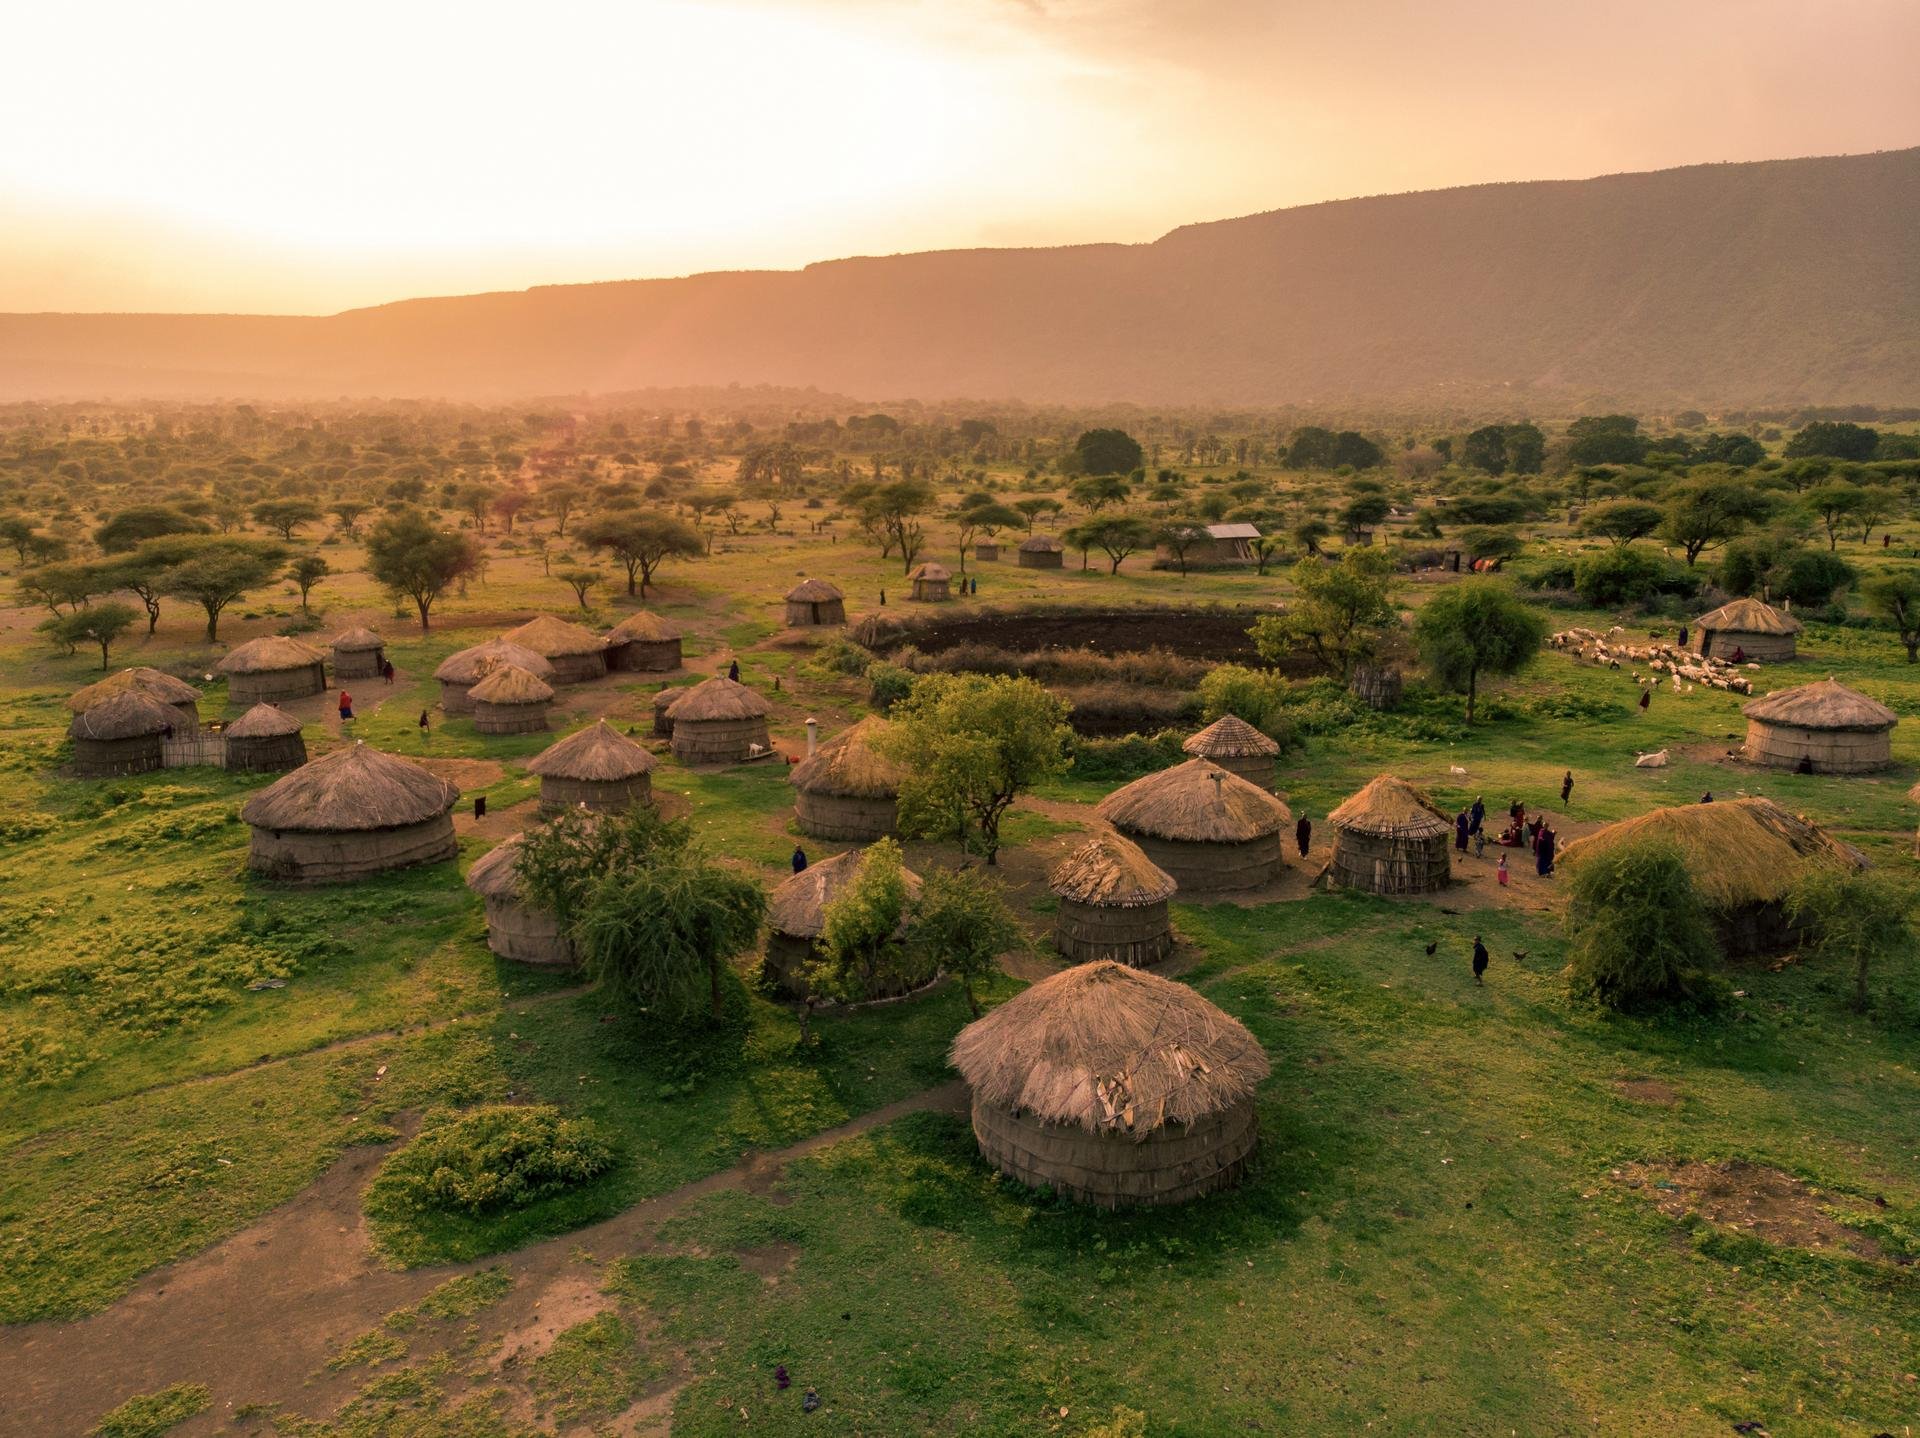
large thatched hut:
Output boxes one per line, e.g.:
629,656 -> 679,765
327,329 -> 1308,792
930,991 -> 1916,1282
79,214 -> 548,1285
1096,758 -> 1290,893
950,961 -> 1269,1208
603,611 -> 683,673
908,561 -> 951,601
1182,715 -> 1281,792
466,834 -> 573,967
218,636 -> 327,704
434,640 -> 555,714
669,676 -> 772,764
1690,597 -> 1802,663
223,703 -> 307,773
1017,535 -> 1064,569
1326,775 -> 1452,894
1558,797 -> 1867,957
68,691 -> 176,777
526,719 -> 657,814
69,667 -> 202,732
762,847 -> 925,999
330,627 -> 386,680
1049,832 -> 1177,967
1742,678 -> 1897,774
790,716 -> 904,841
501,614 -> 608,683
467,664 -> 554,735
784,578 -> 846,627
241,742 -> 460,884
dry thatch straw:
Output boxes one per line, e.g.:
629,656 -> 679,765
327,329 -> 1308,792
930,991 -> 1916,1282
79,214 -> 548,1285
225,703 -> 303,738
762,847 -> 924,998
604,610 -> 684,672
434,639 -> 555,712
69,691 -> 177,741
1096,758 -> 1290,893
218,637 -> 328,703
466,834 -> 574,966
1691,597 -> 1802,662
1050,832 -> 1177,967
242,743 -> 461,883
1326,775 -> 1452,895
785,577 -> 847,627
1742,677 -> 1898,774
331,626 -> 384,652
1183,715 -> 1280,791
223,702 -> 307,773
68,666 -> 200,714
671,675 -> 770,722
909,561 -> 951,600
329,626 -> 386,679
468,663 -> 556,734
526,719 -> 657,814
670,676 -> 772,763
502,614 -> 609,682
790,716 -> 903,841
1017,534 -> 1064,568
1744,677 -> 1896,729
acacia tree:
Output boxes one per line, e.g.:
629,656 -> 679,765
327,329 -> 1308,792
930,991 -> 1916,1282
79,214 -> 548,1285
48,600 -> 138,669
908,866 -> 1022,1017
856,480 -> 935,574
1785,868 -> 1912,1012
330,500 -> 370,537
1577,500 -> 1664,546
1864,572 -> 1920,662
1802,484 -> 1866,552
580,511 -> 705,596
1014,498 -> 1062,532
1412,578 -> 1545,722
1155,519 -> 1208,577
152,537 -> 286,641
1063,514 -> 1153,574
800,839 -> 920,1039
365,508 -> 479,632
94,504 -> 206,553
542,482 -> 584,536
952,502 -> 1022,576
1659,477 -> 1770,565
1250,548 -> 1398,680
556,567 -> 602,609
287,554 -> 331,613
250,499 -> 322,540
490,487 -> 532,535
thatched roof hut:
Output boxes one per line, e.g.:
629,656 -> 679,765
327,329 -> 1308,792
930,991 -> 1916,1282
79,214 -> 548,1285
790,716 -> 904,841
330,626 -> 386,680
908,561 -> 951,601
526,719 -> 657,814
466,834 -> 573,967
434,640 -> 555,714
1182,715 -> 1281,791
241,742 -> 460,884
501,614 -> 609,683
1095,758 -> 1291,893
68,691 -> 176,777
69,667 -> 201,733
1017,535 -> 1064,569
1691,597 -> 1802,663
652,684 -> 684,737
784,578 -> 846,628
762,847 -> 925,999
604,610 -> 684,673
975,540 -> 1001,562
669,676 -> 771,764
950,961 -> 1269,1208
1742,678 -> 1897,774
223,703 -> 307,773
1049,832 -> 1177,968
467,663 -> 555,735
1558,796 -> 1867,957
217,636 -> 327,704
1326,775 -> 1452,894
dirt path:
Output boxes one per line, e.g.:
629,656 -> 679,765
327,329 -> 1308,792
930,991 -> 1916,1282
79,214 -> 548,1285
3,1082 -> 968,1438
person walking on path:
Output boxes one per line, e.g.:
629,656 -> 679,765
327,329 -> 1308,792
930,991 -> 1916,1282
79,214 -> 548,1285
1295,813 -> 1312,858
1560,770 -> 1574,808
728,659 -> 741,683
338,689 -> 354,723
1536,824 -> 1556,877
1639,687 -> 1651,711
791,844 -> 808,874
1496,854 -> 1509,887
1472,936 -> 1489,985
381,657 -> 395,685
1455,810 -> 1470,854
1469,796 -> 1485,835
1676,624 -> 1689,649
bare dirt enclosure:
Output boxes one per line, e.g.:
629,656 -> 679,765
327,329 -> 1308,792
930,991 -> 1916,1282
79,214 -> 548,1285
1614,1160 -> 1892,1262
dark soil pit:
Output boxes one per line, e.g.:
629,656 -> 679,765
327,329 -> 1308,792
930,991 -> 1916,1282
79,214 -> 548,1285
854,604 -> 1285,667
1614,1159 -> 1888,1261
1615,1078 -> 1681,1106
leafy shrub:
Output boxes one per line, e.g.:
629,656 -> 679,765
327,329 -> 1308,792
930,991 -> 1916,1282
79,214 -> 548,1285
864,660 -> 915,712
1565,838 -> 1723,1013
1784,868 -> 1913,1011
809,633 -> 873,676
1069,730 -> 1186,781
369,1105 -> 617,1217
1196,664 -> 1291,739
1573,546 -> 1686,606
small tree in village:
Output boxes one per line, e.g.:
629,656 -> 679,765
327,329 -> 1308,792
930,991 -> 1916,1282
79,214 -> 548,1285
1566,837 -> 1721,1014
1250,547 -> 1398,681
1412,578 -> 1545,722
366,508 -> 480,631
580,511 -> 705,596
1785,867 -> 1912,1013
556,567 -> 602,609
908,866 -> 1022,1017
45,600 -> 138,669
799,839 -> 922,1040
286,553 -> 331,613
152,536 -> 287,641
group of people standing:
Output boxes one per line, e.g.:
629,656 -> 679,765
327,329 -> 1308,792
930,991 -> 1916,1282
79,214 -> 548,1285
1454,772 -> 1568,881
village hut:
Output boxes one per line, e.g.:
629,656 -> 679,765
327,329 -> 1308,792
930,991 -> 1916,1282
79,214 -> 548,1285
975,540 -> 1001,562
1095,758 -> 1290,893
790,716 -> 904,841
1741,678 -> 1897,774
526,719 -> 657,814
1017,535 -> 1064,569
762,847 -> 925,999
330,627 -> 386,680
217,636 -> 328,704
669,676 -> 772,764
67,691 -> 175,777
652,685 -> 683,737
241,742 -> 460,884
222,703 -> 307,773
1326,775 -> 1452,894
950,961 -> 1269,1208
434,640 -> 555,714
501,614 -> 609,683
1182,715 -> 1281,792
468,664 -> 555,735
1690,597 -> 1802,663
783,578 -> 846,628
603,611 -> 684,672
1154,522 -> 1260,567
1558,797 -> 1867,957
908,561 -> 952,601
466,834 -> 574,967
1049,832 -> 1177,967
68,667 -> 201,732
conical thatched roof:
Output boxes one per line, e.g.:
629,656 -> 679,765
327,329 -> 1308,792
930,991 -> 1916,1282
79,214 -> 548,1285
1694,597 -> 1803,635
465,833 -> 528,901
1183,714 -> 1280,760
217,636 -> 327,675
950,961 -> 1269,1135
671,675 -> 769,722
789,717 -> 904,798
1019,535 -> 1063,552
225,703 -> 304,738
331,626 -> 384,652
68,666 -> 201,714
502,614 -> 607,657
1049,832 -> 1177,907
1328,775 -> 1451,839
434,639 -> 555,684
1558,796 -> 1866,909
467,663 -> 555,705
768,848 -> 923,939
1096,759 -> 1291,842
1743,678 -> 1897,731
909,561 -> 951,581
241,743 -> 460,832
69,690 -> 178,740
786,578 -> 844,602
527,719 -> 658,780
605,610 -> 683,642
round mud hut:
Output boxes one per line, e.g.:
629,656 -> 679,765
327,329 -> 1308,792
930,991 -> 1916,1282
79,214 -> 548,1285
1690,597 -> 1802,663
652,685 -> 684,738
526,718 -> 657,814
950,961 -> 1269,1208
669,676 -> 772,764
1326,775 -> 1452,894
908,561 -> 952,601
241,742 -> 460,884
1558,797 -> 1866,958
975,540 -> 1001,562
1182,715 -> 1281,792
466,834 -> 574,967
603,611 -> 683,673
218,636 -> 328,705
784,578 -> 846,628
1049,831 -> 1177,968
467,663 -> 555,735
1096,758 -> 1291,894
330,627 -> 386,681
69,667 -> 202,732
68,691 -> 176,777
223,703 -> 307,773
790,716 -> 904,841
434,640 -> 555,714
1017,535 -> 1064,569
501,615 -> 608,684
1742,678 -> 1897,774
763,847 -> 924,999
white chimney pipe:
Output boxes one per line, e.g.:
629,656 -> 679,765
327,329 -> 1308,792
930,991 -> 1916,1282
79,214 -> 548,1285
805,717 -> 818,756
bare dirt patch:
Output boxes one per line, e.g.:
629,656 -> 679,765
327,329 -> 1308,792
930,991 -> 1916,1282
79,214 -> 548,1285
734,1241 -> 800,1283
416,757 -> 506,790
455,795 -> 538,842
1615,1078 -> 1682,1106
491,1271 -> 613,1367
1615,1160 -> 1886,1261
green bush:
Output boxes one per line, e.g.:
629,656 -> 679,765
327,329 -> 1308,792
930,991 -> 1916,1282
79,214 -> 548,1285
1565,838 -> 1723,1013
1573,546 -> 1696,606
1069,730 -> 1186,781
369,1106 -> 617,1218
810,633 -> 873,676
1196,664 -> 1292,741
864,660 -> 915,712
